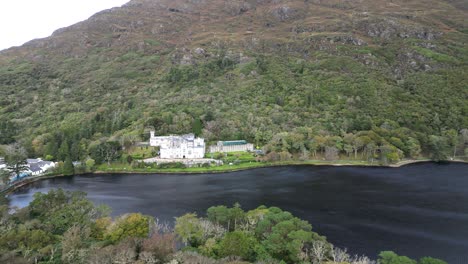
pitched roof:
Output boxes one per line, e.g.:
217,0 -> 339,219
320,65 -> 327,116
222,140 -> 248,146
29,163 -> 43,173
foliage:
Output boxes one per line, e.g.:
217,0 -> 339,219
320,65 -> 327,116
62,156 -> 75,176
29,189 -> 108,234
4,143 -> 28,176
418,257 -> 448,264
378,251 -> 447,264
89,141 -> 122,165
104,213 -> 153,243
0,189 -> 450,263
379,251 -> 417,264
217,231 -> 257,261
175,213 -> 204,246
0,169 -> 11,185
141,232 -> 177,262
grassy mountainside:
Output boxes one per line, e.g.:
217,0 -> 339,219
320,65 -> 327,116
0,0 -> 467,163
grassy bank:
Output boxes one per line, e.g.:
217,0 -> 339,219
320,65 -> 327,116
94,158 -> 438,175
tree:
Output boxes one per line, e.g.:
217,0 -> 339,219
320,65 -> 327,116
85,159 -> 96,171
141,232 -> 176,262
5,143 -> 28,177
105,213 -> 153,243
192,118 -> 203,136
61,225 -> 91,264
207,205 -> 229,227
352,136 -> 365,159
0,119 -> 17,144
428,135 -> 449,161
325,146 -> 339,161
307,139 -> 318,158
378,251 -> 417,264
343,144 -> 353,157
89,141 -> 122,165
330,246 -> 350,263
63,156 -> 75,176
310,240 -> 327,264
174,213 -> 204,246
444,129 -> 458,159
70,141 -> 84,162
44,139 -> 58,160
406,137 -> 421,158
29,189 -> 107,234
255,207 -> 327,263
460,128 -> 468,146
230,202 -> 245,231
218,231 -> 257,261
418,257 -> 448,264
0,169 -> 11,185
58,140 -> 70,162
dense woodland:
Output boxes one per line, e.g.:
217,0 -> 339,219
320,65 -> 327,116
1,53 -> 467,166
0,189 -> 449,264
0,0 -> 467,165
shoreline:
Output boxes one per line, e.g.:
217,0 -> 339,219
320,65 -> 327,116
2,159 -> 467,196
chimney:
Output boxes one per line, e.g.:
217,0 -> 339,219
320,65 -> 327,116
150,131 -> 155,138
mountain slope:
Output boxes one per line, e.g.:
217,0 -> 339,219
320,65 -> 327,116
0,0 -> 467,161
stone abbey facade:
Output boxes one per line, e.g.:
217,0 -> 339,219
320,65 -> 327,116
149,131 -> 205,159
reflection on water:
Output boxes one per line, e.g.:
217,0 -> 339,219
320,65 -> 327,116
8,162 -> 468,264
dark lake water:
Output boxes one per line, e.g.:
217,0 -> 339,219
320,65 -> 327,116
8,162 -> 468,264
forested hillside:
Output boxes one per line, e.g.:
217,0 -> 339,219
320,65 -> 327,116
0,0 -> 467,163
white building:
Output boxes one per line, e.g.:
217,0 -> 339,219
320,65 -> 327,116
209,140 -> 254,153
0,157 -> 5,170
26,159 -> 56,176
149,131 -> 205,159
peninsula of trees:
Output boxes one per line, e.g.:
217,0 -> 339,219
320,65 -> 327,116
0,189 -> 449,264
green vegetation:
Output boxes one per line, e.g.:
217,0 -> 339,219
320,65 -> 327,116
0,1 -> 466,167
3,143 -> 28,177
0,189 -> 448,263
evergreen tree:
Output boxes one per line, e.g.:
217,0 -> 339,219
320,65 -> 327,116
58,140 -> 70,162
63,157 -> 75,176
192,118 -> 203,136
44,140 -> 59,161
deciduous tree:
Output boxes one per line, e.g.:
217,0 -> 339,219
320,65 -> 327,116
5,143 -> 28,177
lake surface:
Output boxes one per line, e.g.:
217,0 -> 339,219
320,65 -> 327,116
8,162 -> 468,263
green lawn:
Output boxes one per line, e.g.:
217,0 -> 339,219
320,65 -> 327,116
95,158 -> 393,174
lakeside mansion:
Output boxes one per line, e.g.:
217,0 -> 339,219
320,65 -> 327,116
149,131 -> 255,161
149,131 -> 205,159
